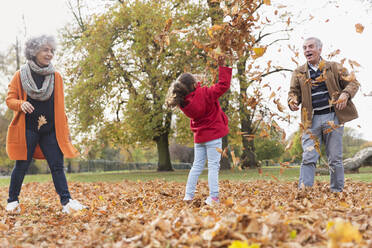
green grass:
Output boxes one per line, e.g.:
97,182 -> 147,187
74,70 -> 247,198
1,166 -> 372,187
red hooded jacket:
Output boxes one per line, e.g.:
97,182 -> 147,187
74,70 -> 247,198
180,66 -> 232,143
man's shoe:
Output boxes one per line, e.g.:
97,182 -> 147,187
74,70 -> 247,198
62,199 -> 88,214
6,201 -> 20,213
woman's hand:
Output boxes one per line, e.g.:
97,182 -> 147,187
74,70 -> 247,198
217,55 -> 226,67
21,101 -> 34,114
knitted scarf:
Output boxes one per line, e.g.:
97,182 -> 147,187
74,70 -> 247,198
20,60 -> 55,101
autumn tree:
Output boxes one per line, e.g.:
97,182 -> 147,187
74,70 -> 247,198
0,40 -> 25,171
194,0 -> 293,168
61,0 -> 207,171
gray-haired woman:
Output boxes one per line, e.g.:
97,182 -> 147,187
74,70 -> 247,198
5,35 -> 87,213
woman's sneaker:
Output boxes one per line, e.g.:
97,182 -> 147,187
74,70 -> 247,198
205,196 -> 219,206
6,201 -> 20,213
62,199 -> 88,214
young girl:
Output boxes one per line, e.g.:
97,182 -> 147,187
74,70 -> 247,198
166,56 -> 232,205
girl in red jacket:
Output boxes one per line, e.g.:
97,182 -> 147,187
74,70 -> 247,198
166,56 -> 232,205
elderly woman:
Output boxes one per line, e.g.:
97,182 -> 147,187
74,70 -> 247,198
5,35 -> 87,213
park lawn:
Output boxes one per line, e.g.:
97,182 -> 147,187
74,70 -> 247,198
1,166 -> 372,187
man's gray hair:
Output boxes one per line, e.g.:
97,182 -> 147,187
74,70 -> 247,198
24,35 -> 57,60
304,37 -> 323,49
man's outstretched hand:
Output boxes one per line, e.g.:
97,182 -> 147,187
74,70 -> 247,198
289,99 -> 299,111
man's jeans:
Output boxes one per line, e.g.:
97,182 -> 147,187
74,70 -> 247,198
299,112 -> 344,192
8,129 -> 71,205
185,138 -> 222,199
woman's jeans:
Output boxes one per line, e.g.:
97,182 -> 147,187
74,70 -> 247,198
8,129 -> 71,205
299,112 -> 344,192
185,138 -> 222,199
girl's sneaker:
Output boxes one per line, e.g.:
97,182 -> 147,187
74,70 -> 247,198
62,199 -> 88,214
6,201 -> 20,213
205,196 -> 219,206
183,195 -> 194,201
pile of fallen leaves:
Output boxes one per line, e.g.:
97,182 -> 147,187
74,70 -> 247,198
0,179 -> 371,247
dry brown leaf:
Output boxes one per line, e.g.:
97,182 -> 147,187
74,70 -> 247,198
216,147 -> 228,158
37,115 -> 47,130
355,23 -> 364,33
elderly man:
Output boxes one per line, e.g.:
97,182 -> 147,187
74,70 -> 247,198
288,37 -> 359,192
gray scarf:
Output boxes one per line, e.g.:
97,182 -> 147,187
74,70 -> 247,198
20,60 -> 55,101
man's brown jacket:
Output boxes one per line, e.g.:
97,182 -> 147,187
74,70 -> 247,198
288,60 -> 359,126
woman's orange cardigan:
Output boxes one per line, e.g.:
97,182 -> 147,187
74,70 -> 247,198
5,71 -> 80,160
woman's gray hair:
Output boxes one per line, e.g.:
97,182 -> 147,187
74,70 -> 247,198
304,37 -> 323,49
24,35 -> 57,60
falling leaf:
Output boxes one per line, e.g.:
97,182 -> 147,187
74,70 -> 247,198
263,0 -> 271,5
348,59 -> 361,69
291,57 -> 298,66
285,139 -> 293,151
273,99 -> 285,112
38,115 -> 47,130
318,60 -> 325,71
208,24 -> 225,38
327,49 -> 341,59
216,147 -> 228,158
355,23 -> 364,33
244,134 -> 255,141
164,18 -> 172,32
252,47 -> 266,59
269,91 -> 276,100
313,71 -> 327,83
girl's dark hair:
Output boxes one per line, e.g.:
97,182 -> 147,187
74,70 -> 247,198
166,73 -> 196,108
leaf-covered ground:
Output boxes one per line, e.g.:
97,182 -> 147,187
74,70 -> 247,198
0,179 -> 371,247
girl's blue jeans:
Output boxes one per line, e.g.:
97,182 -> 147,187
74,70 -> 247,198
185,138 -> 222,199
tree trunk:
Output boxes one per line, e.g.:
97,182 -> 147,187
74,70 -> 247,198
237,58 -> 258,169
316,147 -> 372,174
207,0 -> 231,170
155,132 -> 173,171
220,135 -> 231,170
240,120 -> 257,169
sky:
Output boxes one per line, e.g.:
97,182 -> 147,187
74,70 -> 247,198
0,0 -> 371,140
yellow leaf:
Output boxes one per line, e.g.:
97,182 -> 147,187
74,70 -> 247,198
327,219 -> 362,246
290,230 -> 297,239
229,241 -> 249,248
252,47 -> 266,59
318,60 -> 325,71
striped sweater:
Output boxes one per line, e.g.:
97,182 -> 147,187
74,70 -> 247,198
309,67 -> 333,114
